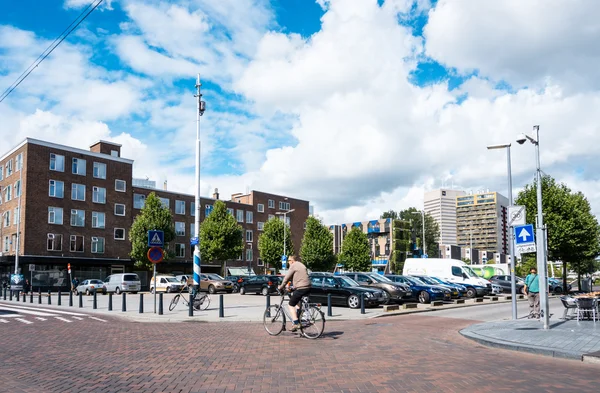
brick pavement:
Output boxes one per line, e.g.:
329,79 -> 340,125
0,314 -> 598,393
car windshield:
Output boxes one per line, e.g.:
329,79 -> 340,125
417,276 -> 438,285
404,276 -> 426,285
208,274 -> 224,280
90,280 -> 104,284
369,274 -> 393,283
462,266 -> 477,278
338,276 -> 359,287
429,277 -> 444,284
165,277 -> 179,283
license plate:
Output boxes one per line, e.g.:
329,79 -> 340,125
225,285 -> 232,288
453,292 -> 458,295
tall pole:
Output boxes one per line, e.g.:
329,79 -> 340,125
193,74 -> 205,293
14,168 -> 23,274
533,125 -> 549,329
283,212 -> 286,262
421,210 -> 426,257
506,146 -> 517,320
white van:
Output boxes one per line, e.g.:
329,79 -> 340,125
403,258 -> 491,298
104,273 -> 141,294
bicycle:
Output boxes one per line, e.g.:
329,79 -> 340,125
169,287 -> 211,312
263,288 -> 325,339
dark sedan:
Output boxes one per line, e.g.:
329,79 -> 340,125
412,275 -> 460,299
386,275 -> 450,304
489,275 -> 526,294
239,275 -> 281,296
309,273 -> 387,308
341,272 -> 411,304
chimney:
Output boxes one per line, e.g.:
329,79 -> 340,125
163,180 -> 167,191
212,188 -> 219,200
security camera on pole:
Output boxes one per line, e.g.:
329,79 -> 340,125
193,74 -> 206,294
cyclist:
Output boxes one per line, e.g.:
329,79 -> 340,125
278,255 -> 311,332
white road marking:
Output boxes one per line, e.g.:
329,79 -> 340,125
71,316 -> 83,320
0,319 -> 9,323
35,317 -> 47,321
0,307 -> 59,317
15,318 -> 32,324
0,303 -> 87,316
88,316 -> 107,322
54,317 -> 72,323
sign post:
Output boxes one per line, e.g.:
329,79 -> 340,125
515,224 -> 536,254
147,230 -> 165,314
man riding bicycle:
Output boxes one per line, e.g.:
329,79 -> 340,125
278,255 -> 311,332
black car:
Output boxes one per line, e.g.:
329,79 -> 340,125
308,272 -> 387,308
341,272 -> 411,304
224,275 -> 247,293
489,275 -> 526,294
239,275 -> 282,296
386,275 -> 450,303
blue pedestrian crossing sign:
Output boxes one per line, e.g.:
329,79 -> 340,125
281,255 -> 288,269
147,230 -> 164,248
515,224 -> 535,244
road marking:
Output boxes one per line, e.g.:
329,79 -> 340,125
54,317 -> 72,323
0,319 -> 9,323
35,317 -> 47,321
0,306 -> 60,317
71,316 -> 83,320
88,316 -> 107,322
15,318 -> 32,324
0,303 -> 87,316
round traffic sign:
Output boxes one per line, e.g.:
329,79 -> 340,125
147,247 -> 164,264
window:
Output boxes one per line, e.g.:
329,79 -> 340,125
6,159 -> 13,177
190,223 -> 196,236
111,150 -> 119,157
92,187 -> 106,204
236,210 -> 244,222
227,208 -> 234,216
190,202 -> 196,216
14,180 -> 21,197
48,207 -> 63,225
257,258 -> 264,266
114,204 -> 126,216
47,234 -> 62,251
115,179 -> 126,192
175,243 -> 186,258
159,197 -> 170,208
4,185 -> 11,202
70,235 -> 84,252
71,184 -> 86,201
49,180 -> 64,198
72,158 -> 86,175
175,222 -> 185,236
11,234 -> 16,251
205,204 -> 214,217
268,199 -> 274,208
134,194 -> 145,209
257,203 -> 264,212
70,209 -> 85,227
49,154 -> 65,172
91,237 -> 105,254
114,228 -> 125,240
13,208 -> 19,225
175,200 -> 185,215
0,165 -> 3,180
257,222 -> 264,231
268,214 -> 275,221
246,211 -> 253,223
246,248 -> 253,261
279,201 -> 291,210
92,212 -> 105,228
93,162 -> 107,179
451,266 -> 463,277
16,153 -> 23,171
2,211 -> 9,227
246,230 -> 253,242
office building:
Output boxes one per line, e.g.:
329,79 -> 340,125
424,189 -> 466,246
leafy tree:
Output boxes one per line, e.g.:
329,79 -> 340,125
515,175 -> 600,291
300,216 -> 336,272
199,200 -> 244,272
390,219 -> 411,273
338,226 -> 371,272
258,217 -> 294,271
381,210 -> 398,220
129,192 -> 176,270
382,208 -> 440,258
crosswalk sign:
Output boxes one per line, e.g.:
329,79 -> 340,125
147,230 -> 165,247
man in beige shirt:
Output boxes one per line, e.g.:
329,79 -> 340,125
278,255 -> 311,331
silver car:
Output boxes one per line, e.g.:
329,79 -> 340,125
75,279 -> 106,296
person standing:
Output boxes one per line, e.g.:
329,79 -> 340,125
23,279 -> 30,295
71,277 -> 79,293
524,267 -> 540,319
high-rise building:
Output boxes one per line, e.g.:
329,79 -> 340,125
424,189 -> 466,246
456,191 -> 509,254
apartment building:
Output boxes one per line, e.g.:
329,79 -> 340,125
456,191 -> 509,254
424,189 -> 466,246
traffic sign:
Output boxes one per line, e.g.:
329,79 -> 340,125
190,237 -> 199,246
508,205 -> 526,227
516,243 -> 537,254
515,224 -> 535,245
147,247 -> 164,264
147,230 -> 164,247
281,255 -> 288,269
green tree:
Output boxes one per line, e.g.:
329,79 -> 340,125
390,219 -> 411,273
338,226 -> 371,272
258,217 -> 294,271
129,192 -> 176,270
515,175 -> 600,291
300,216 -> 336,272
199,200 -> 244,273
382,208 -> 440,258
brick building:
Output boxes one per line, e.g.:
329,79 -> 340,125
0,138 -> 310,289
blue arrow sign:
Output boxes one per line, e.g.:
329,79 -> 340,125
281,255 -> 288,269
190,237 -> 199,246
514,224 -> 535,245
147,230 -> 164,248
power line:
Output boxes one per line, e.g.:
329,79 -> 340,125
0,0 -> 104,103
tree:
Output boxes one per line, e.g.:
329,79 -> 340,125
129,192 -> 176,270
515,175 -> 600,291
300,216 -> 336,272
258,217 -> 294,271
199,200 -> 244,273
381,208 -> 440,258
338,226 -> 371,272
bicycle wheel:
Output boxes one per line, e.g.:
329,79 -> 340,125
169,294 -> 180,311
193,294 -> 210,311
301,306 -> 325,339
263,306 -> 285,336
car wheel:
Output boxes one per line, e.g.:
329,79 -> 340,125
150,287 -> 155,294
347,294 -> 360,309
261,287 -> 269,296
208,285 -> 216,294
115,287 -> 121,295
418,291 -> 430,304
554,286 -> 563,295
240,287 -> 246,295
85,289 -> 91,296
466,287 -> 477,298
232,284 -> 239,293
382,292 -> 391,305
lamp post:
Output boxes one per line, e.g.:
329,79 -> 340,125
193,74 -> 206,293
275,208 -> 295,270
517,125 -> 549,329
487,143 -> 517,320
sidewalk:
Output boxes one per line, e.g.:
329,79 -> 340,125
460,318 -> 600,363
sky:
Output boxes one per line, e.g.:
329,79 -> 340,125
1,0 -> 600,224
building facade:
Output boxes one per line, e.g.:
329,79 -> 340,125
424,188 -> 466,246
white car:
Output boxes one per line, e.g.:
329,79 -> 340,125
150,275 -> 183,293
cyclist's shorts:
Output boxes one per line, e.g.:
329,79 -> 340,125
289,287 -> 311,307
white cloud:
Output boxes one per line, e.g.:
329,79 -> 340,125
64,0 -> 113,10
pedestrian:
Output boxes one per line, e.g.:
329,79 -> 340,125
524,267 -> 540,319
23,279 -> 30,295
72,277 -> 79,293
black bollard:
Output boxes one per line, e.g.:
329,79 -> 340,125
9,290 -> 13,301
79,292 -> 83,308
108,293 -> 112,311
360,293 -> 365,314
139,293 -> 143,313
69,291 -> 73,307
23,291 -> 26,303
327,293 -> 333,317
188,293 -> 193,317
16,291 -> 20,302
3,288 -> 6,300
219,294 -> 224,318
38,289 -> 41,304
48,290 -> 51,305
30,292 -> 33,303
93,291 -> 97,309
122,293 -> 126,312
58,290 -> 62,306
158,293 -> 163,315
266,294 -> 271,309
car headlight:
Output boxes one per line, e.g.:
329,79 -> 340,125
364,292 -> 373,297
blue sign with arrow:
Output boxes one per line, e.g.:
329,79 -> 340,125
515,224 -> 535,245
147,230 -> 165,248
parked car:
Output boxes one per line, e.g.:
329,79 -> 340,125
75,279 -> 106,296
489,275 -> 526,294
341,272 -> 411,304
104,273 -> 141,294
150,275 -> 183,293
548,278 -> 572,294
239,275 -> 281,295
427,276 -> 468,297
309,272 -> 387,308
199,273 -> 234,294
412,275 -> 461,299
386,275 -> 449,303
223,275 -> 248,293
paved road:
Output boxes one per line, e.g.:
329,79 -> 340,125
426,297 -> 564,321
0,305 -> 598,393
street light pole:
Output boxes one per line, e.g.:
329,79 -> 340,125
193,74 -> 206,293
275,209 -> 295,271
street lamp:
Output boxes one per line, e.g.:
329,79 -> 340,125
487,142 -> 517,320
275,208 -> 295,270
411,211 -> 426,257
193,74 -> 206,294
516,125 -> 549,329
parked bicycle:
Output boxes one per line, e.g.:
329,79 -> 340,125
169,287 -> 210,312
263,288 -> 325,339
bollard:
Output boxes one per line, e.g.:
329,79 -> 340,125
360,293 -> 365,314
327,293 -> 333,317
108,293 -> 113,311
266,294 -> 271,317
189,294 -> 193,317
16,291 -> 20,302
219,294 -> 224,318
30,292 -> 33,303
23,291 -> 27,303
158,293 -> 163,315
58,290 -> 62,306
93,291 -> 97,309
139,293 -> 144,313
48,290 -> 52,305
69,291 -> 73,307
3,288 -> 6,300
38,289 -> 41,304
122,293 -> 126,312
79,292 -> 83,308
